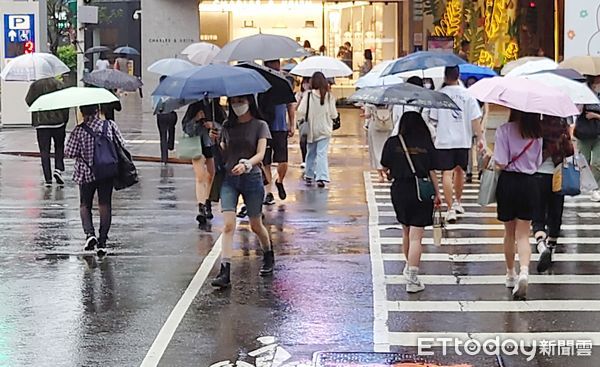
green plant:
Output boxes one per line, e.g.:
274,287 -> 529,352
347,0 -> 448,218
57,45 -> 77,70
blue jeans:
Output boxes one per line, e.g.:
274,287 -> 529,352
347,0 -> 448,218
220,170 -> 265,217
305,138 -> 330,182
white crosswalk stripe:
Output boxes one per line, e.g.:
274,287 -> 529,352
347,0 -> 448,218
364,171 -> 600,354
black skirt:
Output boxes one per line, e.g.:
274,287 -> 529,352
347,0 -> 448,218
496,171 -> 540,222
391,179 -> 434,228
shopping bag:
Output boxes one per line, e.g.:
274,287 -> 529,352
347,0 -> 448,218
432,209 -> 445,247
577,153 -> 599,193
478,159 -> 499,206
554,156 -> 581,196
177,133 -> 204,160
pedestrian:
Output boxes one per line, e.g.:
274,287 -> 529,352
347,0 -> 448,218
381,111 -> 441,293
25,77 -> 70,187
297,72 -> 339,188
296,77 -> 312,169
458,40 -> 470,62
182,100 -> 225,224
303,40 -> 316,56
359,49 -> 373,77
343,42 -> 353,70
533,116 -> 574,272
363,103 -> 393,182
494,110 -> 543,300
260,59 -> 296,205
100,89 -> 122,121
574,75 -> 600,202
210,95 -> 274,288
95,53 -> 110,71
64,104 -> 126,255
155,78 -> 178,164
430,66 -> 484,223
318,45 -> 327,56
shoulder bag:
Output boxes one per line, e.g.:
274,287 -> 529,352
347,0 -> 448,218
372,108 -> 394,132
111,126 -> 138,191
398,135 -> 436,202
574,106 -> 600,140
329,93 -> 341,131
552,156 -> 581,196
298,92 -> 311,137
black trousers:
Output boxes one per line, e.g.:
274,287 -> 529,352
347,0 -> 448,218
36,126 -> 66,182
79,179 -> 114,243
157,120 -> 176,163
532,173 -> 565,239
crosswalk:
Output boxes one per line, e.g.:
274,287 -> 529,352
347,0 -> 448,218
364,172 -> 600,358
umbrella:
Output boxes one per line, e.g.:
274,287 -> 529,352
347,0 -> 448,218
559,56 -> 600,76
152,96 -> 197,115
152,64 -> 270,99
348,84 -> 460,110
467,77 -> 579,117
28,87 -> 119,112
459,64 -> 497,80
85,46 -> 111,54
213,33 -> 307,63
521,73 -> 600,105
236,62 -> 295,105
355,60 -> 404,88
533,68 -> 585,81
147,58 -> 196,76
182,42 -> 221,65
114,46 -> 140,56
83,69 -> 143,91
290,56 -> 353,78
505,59 -> 558,77
0,53 -> 70,81
501,56 -> 551,75
381,51 -> 467,76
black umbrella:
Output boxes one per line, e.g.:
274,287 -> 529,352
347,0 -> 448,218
348,84 -> 460,110
83,69 -> 142,92
236,62 -> 295,105
85,46 -> 112,54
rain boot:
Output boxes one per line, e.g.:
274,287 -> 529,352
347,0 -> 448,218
196,203 -> 207,225
259,250 -> 275,276
211,263 -> 231,288
205,199 -> 214,220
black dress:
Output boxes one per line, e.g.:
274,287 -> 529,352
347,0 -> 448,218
381,134 -> 437,227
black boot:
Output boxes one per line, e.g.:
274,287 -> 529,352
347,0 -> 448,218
205,199 -> 213,220
196,203 -> 207,225
211,263 -> 231,288
259,250 -> 275,276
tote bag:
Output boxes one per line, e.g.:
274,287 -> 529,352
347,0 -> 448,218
553,156 -> 581,196
478,159 -> 499,206
577,153 -> 600,193
178,133 -> 204,160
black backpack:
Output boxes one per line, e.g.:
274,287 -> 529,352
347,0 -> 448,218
82,121 -> 119,181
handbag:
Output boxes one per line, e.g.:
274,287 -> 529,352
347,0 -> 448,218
553,156 -> 581,196
208,146 -> 226,202
577,153 -> 600,193
298,92 -> 310,137
112,127 -> 138,191
372,108 -> 394,132
332,116 -> 341,131
398,135 -> 436,202
574,108 -> 600,140
177,133 -> 204,160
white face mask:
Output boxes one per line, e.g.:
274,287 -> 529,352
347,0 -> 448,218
231,103 -> 249,117
423,83 -> 432,89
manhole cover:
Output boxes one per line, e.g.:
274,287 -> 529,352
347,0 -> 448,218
313,352 -> 501,367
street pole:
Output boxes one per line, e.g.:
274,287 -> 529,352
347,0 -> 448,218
76,0 -> 84,86
554,0 -> 559,62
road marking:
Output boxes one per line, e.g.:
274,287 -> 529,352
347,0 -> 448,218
376,202 -> 600,209
386,300 -> 600,312
140,235 -> 222,367
364,172 -> 390,352
381,253 -> 600,262
379,236 -> 600,245
387,332 -> 600,346
379,223 -> 600,231
385,274 -> 600,285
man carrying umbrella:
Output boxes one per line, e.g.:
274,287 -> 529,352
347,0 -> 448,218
261,59 -> 296,205
430,66 -> 485,223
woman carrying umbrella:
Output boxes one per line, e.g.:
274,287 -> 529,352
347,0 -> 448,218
210,95 -> 274,288
574,76 -> 600,202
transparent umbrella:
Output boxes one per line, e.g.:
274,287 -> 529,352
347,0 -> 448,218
0,53 -> 70,81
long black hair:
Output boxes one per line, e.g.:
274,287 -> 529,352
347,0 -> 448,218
510,109 -> 542,139
226,94 -> 263,126
399,111 -> 432,141
183,98 -> 226,124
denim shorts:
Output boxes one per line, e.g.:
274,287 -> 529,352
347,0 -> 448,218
220,170 -> 265,217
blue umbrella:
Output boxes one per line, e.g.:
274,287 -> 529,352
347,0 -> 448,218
459,64 -> 497,80
152,64 -> 271,99
381,51 -> 467,76
114,46 -> 140,56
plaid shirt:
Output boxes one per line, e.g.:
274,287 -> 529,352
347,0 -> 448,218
65,117 -> 126,185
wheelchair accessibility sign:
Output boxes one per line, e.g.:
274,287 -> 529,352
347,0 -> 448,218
4,14 -> 36,58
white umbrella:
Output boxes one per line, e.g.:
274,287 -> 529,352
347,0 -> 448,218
505,59 -> 558,77
0,53 -> 70,81
213,34 -> 306,63
522,73 -> 600,105
28,87 -> 119,112
147,58 -> 196,76
355,60 -> 404,88
290,56 -> 353,78
183,43 -> 221,65
501,56 -> 549,75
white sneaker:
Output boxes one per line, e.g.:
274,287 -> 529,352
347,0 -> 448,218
446,208 -> 457,223
591,190 -> 600,202
452,202 -> 465,214
406,267 -> 425,293
512,273 -> 529,300
505,273 -> 517,288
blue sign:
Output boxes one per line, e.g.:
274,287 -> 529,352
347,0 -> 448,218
4,14 -> 36,58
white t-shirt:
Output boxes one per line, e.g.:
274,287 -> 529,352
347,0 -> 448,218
430,85 -> 482,149
96,59 -> 110,71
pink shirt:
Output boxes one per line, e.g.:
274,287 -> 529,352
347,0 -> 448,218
494,122 -> 543,175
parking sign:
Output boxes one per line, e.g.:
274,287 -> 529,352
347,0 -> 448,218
3,14 -> 35,58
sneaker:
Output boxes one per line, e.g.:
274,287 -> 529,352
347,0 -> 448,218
512,273 -> 528,300
44,181 -> 53,188
406,267 -> 425,293
452,202 -> 465,214
196,203 -> 207,225
53,170 -> 65,185
505,272 -> 517,288
591,190 -> 600,202
537,238 -> 553,273
446,208 -> 457,223
263,193 -> 276,205
84,235 -> 98,251
97,240 -> 107,257
275,181 -> 287,200
205,200 -> 214,220
237,205 -> 248,218
259,250 -> 275,276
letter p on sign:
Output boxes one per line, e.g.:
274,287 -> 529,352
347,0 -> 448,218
8,15 -> 30,30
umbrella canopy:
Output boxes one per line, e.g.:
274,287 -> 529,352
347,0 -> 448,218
501,56 -> 551,75
381,51 -> 467,76
348,84 -> 460,110
290,56 -> 353,78
83,69 -> 143,92
236,62 -> 295,105
28,87 -> 119,112
213,33 -> 306,63
355,60 -> 404,88
182,42 -> 221,65
533,68 -> 586,81
0,53 -> 70,81
522,73 -> 600,105
459,64 -> 497,80
114,46 -> 140,56
559,56 -> 600,76
152,64 -> 270,99
505,59 -> 558,77
467,77 -> 579,117
85,46 -> 111,54
147,58 -> 196,76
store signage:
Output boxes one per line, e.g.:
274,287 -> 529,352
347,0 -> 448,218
3,14 -> 36,59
